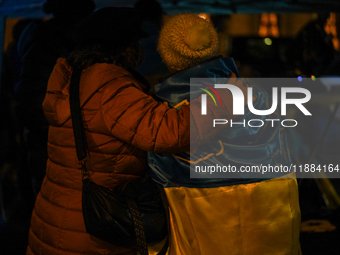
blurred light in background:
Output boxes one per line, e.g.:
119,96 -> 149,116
264,37 -> 272,45
198,13 -> 211,21
258,13 -> 279,37
324,13 -> 339,51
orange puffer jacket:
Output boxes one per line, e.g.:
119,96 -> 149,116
27,58 -> 234,255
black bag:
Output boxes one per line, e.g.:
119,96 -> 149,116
69,66 -> 169,255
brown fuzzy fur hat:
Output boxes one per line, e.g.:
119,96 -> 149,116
158,13 -> 219,71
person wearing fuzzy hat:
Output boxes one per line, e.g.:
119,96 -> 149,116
148,13 -> 301,255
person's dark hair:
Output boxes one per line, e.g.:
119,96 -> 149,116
70,7 -> 147,70
43,0 -> 95,21
134,0 -> 164,27
69,41 -> 144,70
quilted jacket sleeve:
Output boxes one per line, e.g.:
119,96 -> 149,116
100,77 -> 237,154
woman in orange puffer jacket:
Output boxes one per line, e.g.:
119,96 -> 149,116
26,7 -> 240,255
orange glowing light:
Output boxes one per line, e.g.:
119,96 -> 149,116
198,13 -> 211,21
325,13 -> 339,51
258,13 -> 279,38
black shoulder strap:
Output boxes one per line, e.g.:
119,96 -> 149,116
69,66 -> 87,162
68,66 -> 170,255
